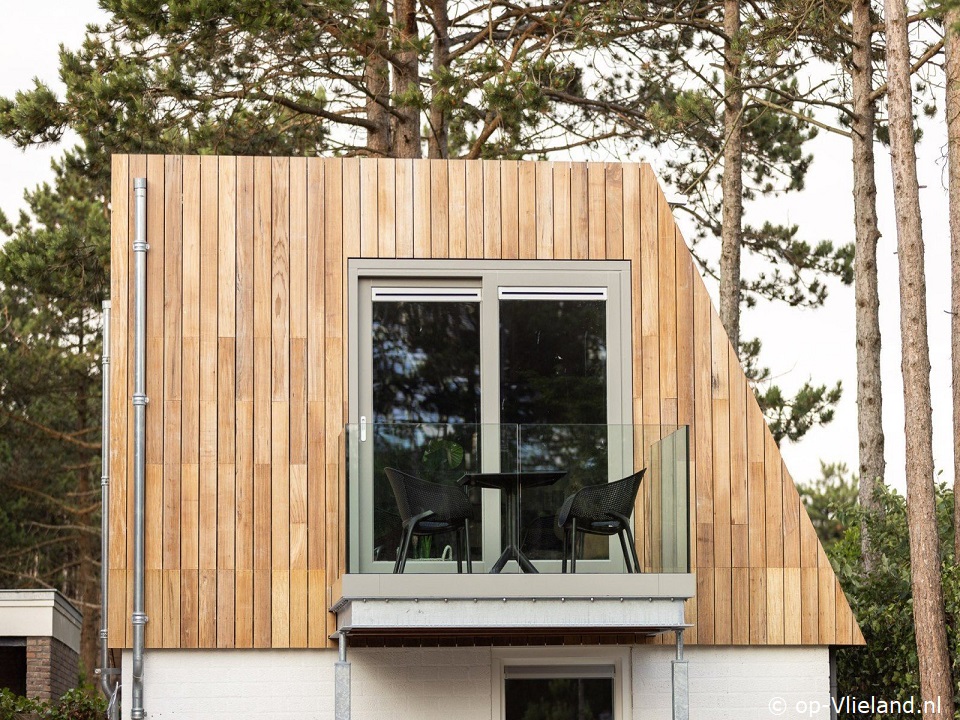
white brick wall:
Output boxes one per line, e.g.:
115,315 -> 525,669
121,644 -> 829,720
632,646 -> 832,720
121,647 -> 492,720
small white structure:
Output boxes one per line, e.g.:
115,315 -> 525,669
0,589 -> 82,700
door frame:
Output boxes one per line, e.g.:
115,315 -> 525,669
348,259 -> 634,573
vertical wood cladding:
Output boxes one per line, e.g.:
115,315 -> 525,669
109,156 -> 864,649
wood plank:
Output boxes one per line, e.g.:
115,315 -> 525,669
818,568 -> 837,644
587,163 -> 605,259
711,313 -> 731,572
500,161 -> 519,259
639,165 -> 660,428
252,156 -> 272,648
290,158 -> 308,342
395,159 -> 414,258
377,158 -> 397,258
180,463 -> 200,648
835,581 -> 853,644
306,159 -> 327,640
290,463 -> 308,647
570,163 -> 589,259
732,567 -> 750,644
198,155 -> 219,648
360,158 -> 378,257
692,277 -> 714,545
144,155 -> 165,648
623,164 -> 643,432
749,567 -> 767,644
448,159 -> 466,258
783,567 -> 802,644
216,157 -> 237,649
161,155 -> 183,644
465,160 -> 483,258
108,154 -> 128,648
431,159 -> 450,258
272,157 -> 291,648
482,161 -> 500,259
413,160 -> 431,258
518,161 -> 536,259
535,162 -> 553,259
324,158 -> 346,646
714,568 -> 732,645
180,155 -> 201,649
747,398 -> 766,569
234,156 -> 255,648
764,429 -> 784,567
799,489 -> 820,568
657,195 -> 677,423
801,567 -> 819,644
695,571 -> 714,644
782,461 -> 801,567
605,163 -> 623,259
553,162 -> 571,259
766,568 -> 785,644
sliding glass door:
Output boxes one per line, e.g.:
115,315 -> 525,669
353,263 -> 631,572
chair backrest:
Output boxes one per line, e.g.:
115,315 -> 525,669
384,467 -> 473,523
567,468 -> 646,523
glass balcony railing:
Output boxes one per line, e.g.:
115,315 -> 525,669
344,423 -> 689,575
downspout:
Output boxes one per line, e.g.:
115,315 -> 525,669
131,178 -> 149,720
98,300 -> 120,720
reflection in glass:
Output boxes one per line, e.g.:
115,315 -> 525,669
505,678 -> 614,720
500,299 -> 608,560
371,301 -> 481,563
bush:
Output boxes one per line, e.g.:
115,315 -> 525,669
811,480 -> 960,719
0,688 -> 105,720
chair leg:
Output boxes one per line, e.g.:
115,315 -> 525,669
618,530 -> 634,573
623,524 -> 641,574
571,519 -> 577,574
464,521 -> 472,574
454,528 -> 463,573
561,530 -> 568,574
395,523 -> 415,574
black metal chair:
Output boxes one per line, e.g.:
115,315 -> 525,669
384,467 -> 473,574
557,469 -> 646,573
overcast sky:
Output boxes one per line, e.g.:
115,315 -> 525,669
0,1 -> 953,493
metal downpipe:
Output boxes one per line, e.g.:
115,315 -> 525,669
98,301 -> 119,719
131,178 -> 149,720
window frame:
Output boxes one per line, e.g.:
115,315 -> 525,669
348,259 -> 634,573
491,646 -> 632,720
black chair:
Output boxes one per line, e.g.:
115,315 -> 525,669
557,469 -> 646,573
384,467 -> 473,574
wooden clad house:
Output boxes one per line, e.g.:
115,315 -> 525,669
107,155 -> 863,720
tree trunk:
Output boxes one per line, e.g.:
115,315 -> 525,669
428,0 -> 451,159
392,0 -> 422,158
849,0 -> 884,572
720,0 -> 743,350
885,0 -> 957,715
946,5 -> 960,564
365,0 -> 392,155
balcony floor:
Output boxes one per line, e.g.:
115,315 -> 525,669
331,573 -> 695,641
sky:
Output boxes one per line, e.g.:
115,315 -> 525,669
0,1 -> 953,493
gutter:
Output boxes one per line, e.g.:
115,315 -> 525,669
98,300 -> 120,719
130,177 -> 149,720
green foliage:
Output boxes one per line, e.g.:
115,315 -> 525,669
742,337 -> 843,444
808,482 -> 960,717
0,688 -> 105,720
797,462 -> 859,552
422,439 -> 465,473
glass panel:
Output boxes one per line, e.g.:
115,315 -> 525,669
371,300 -> 482,563
345,423 -> 690,574
500,299 -> 607,561
504,677 -> 614,720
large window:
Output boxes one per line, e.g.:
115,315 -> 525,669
350,260 -> 632,572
